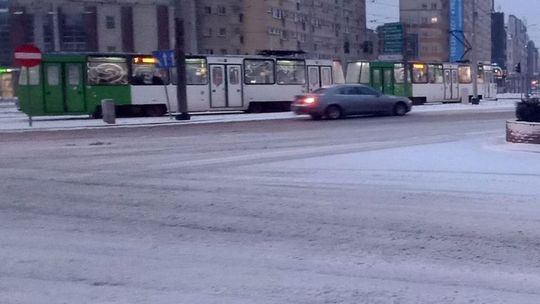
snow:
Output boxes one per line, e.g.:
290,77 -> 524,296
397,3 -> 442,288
2,96 -> 540,303
0,97 -> 518,132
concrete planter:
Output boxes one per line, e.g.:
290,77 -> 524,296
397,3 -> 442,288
506,120 -> 540,144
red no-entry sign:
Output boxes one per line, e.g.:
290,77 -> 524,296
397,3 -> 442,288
14,44 -> 42,67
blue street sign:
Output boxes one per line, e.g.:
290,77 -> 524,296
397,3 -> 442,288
152,50 -> 176,68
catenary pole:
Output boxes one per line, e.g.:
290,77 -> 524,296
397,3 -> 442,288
471,0 -> 479,104
174,0 -> 190,120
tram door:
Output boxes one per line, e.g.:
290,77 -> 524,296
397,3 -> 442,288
371,67 -> 394,94
307,65 -> 333,92
43,63 -> 85,113
443,68 -> 459,100
227,65 -> 242,107
209,64 -> 243,108
383,68 -> 394,94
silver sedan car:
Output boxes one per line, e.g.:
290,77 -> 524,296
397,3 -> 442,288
292,84 -> 413,120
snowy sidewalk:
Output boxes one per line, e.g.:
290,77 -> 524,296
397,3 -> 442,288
0,98 -> 518,132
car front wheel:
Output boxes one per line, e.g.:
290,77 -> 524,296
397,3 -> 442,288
392,102 -> 408,116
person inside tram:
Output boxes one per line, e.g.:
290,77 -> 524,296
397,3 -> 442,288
152,71 -> 165,85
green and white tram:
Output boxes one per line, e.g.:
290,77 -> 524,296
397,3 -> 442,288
345,60 -> 497,104
17,53 -> 344,117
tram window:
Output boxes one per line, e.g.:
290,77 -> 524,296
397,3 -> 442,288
477,65 -> 485,83
321,67 -> 332,86
394,64 -> 405,84
47,66 -> 60,86
346,62 -> 369,83
412,64 -> 428,83
19,66 -> 40,85
67,65 -> 81,86
131,65 -> 169,86
276,60 -> 306,85
229,67 -> 240,85
372,69 -> 381,86
332,61 -> 345,84
187,58 -> 208,85
244,59 -> 275,84
87,57 -> 128,85
359,62 -> 370,83
458,65 -> 472,83
170,58 -> 209,85
308,67 -> 319,88
428,64 -> 443,83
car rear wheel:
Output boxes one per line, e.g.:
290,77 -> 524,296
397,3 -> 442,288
393,102 -> 408,116
325,105 -> 342,120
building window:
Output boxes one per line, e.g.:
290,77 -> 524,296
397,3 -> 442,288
105,16 -> 115,29
205,49 -> 214,54
107,46 -> 116,52
217,6 -> 226,15
431,3 -> 437,9
61,14 -> 87,51
204,6 -> 211,14
203,28 -> 212,37
239,13 -> 243,23
271,8 -> 283,19
220,49 -> 227,54
239,35 -> 244,44
218,28 -> 226,37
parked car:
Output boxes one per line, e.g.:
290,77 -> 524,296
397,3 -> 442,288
292,84 -> 412,120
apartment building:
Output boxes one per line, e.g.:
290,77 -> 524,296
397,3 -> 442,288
400,0 -> 492,63
1,0 -> 367,66
1,0 -> 176,66
195,0 -> 367,62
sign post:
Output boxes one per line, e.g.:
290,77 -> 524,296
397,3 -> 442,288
153,50 -> 176,120
14,44 -> 42,127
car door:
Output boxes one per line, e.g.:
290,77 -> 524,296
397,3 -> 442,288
355,87 -> 382,113
334,86 -> 358,114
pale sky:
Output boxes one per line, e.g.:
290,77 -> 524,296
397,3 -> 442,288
366,0 -> 540,45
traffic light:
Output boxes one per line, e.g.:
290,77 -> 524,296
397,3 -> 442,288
515,62 -> 521,73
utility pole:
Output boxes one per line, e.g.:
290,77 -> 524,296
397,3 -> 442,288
174,0 -> 190,120
403,26 -> 409,97
471,0 -> 479,104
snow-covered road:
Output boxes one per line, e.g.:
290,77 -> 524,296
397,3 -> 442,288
0,98 -> 517,132
1,103 -> 539,303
